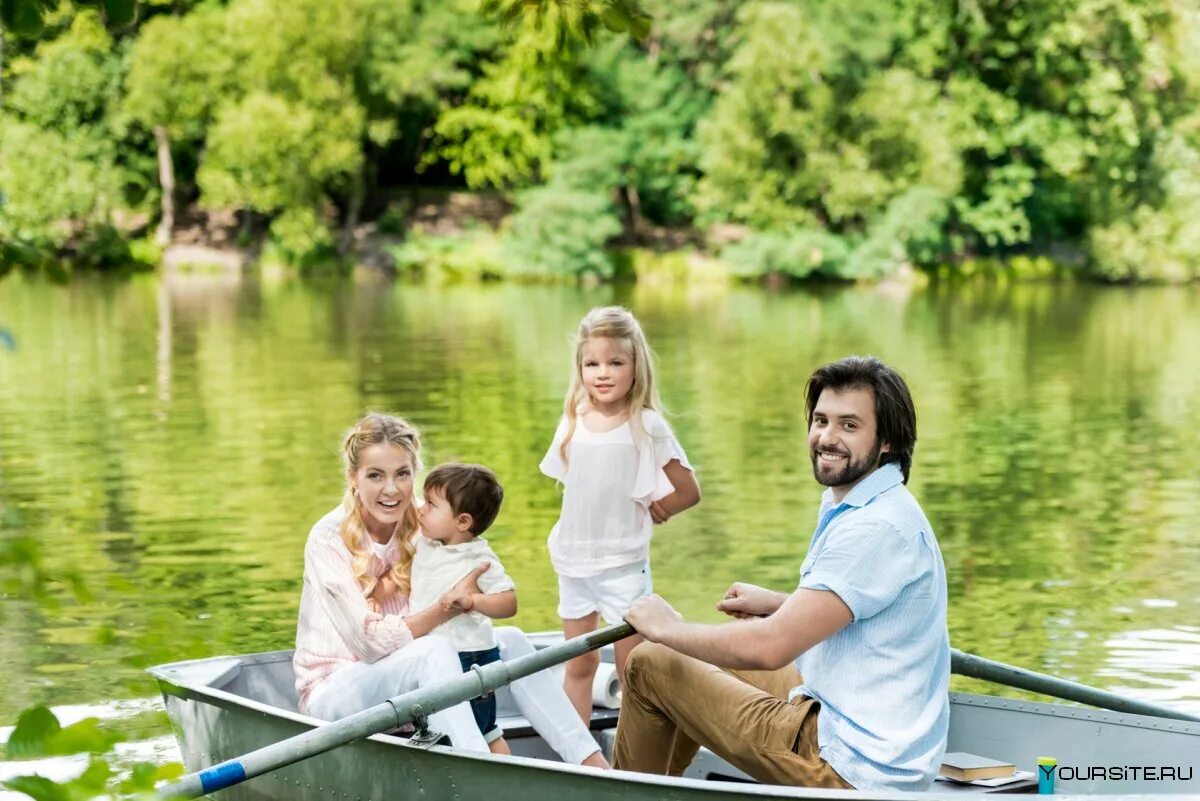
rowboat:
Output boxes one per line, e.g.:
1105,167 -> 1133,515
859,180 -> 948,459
147,633 -> 1200,800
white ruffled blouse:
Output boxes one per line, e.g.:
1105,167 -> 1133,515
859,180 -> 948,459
539,408 -> 693,578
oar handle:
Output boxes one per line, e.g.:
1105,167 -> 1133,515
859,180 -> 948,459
951,648 -> 1200,723
160,622 -> 637,799
584,621 -> 635,650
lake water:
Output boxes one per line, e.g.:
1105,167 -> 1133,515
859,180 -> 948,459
1,272 -> 1198,778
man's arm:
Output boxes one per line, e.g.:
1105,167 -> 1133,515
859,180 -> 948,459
625,587 -> 853,671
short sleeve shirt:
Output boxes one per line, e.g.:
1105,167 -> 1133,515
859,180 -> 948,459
409,535 -> 515,652
792,463 -> 950,791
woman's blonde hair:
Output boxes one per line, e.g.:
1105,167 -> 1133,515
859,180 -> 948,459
338,413 -> 422,599
559,306 -> 662,464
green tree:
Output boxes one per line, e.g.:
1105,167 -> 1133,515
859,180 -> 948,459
1087,125 -> 1200,282
500,183 -> 623,278
706,4 -> 961,223
427,23 -> 609,189
172,0 -> 497,261
0,12 -> 129,265
124,4 -> 230,245
480,0 -> 650,48
197,91 -> 362,261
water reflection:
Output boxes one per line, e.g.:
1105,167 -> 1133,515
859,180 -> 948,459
1102,628 -> 1200,706
1,274 -> 1198,737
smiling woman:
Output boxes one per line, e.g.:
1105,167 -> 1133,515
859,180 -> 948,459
292,413 -> 491,749
289,412 -> 607,767
353,442 -> 416,543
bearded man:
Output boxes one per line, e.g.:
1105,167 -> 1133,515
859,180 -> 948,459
616,355 -> 950,792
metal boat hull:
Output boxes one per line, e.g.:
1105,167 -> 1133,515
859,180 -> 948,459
148,645 -> 1200,800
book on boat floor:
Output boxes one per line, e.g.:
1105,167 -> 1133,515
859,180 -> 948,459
939,753 -> 1017,782
936,770 -> 1035,789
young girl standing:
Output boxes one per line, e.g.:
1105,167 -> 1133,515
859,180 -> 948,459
540,306 -> 701,722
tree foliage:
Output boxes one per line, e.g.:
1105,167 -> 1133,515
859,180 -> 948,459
2,0 -> 1199,279
0,12 -> 128,263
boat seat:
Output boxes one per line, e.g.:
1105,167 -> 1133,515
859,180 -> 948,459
496,705 -> 619,739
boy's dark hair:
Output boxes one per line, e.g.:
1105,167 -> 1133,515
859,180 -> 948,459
804,356 -> 918,483
423,463 -> 504,535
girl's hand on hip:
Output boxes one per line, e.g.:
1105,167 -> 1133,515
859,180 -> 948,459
649,500 -> 671,524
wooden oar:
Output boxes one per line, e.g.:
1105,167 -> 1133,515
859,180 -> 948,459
159,622 -> 636,799
952,648 -> 1200,723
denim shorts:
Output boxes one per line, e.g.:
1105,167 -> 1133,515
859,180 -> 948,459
458,646 -> 503,742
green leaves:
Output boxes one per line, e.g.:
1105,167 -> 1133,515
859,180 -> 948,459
500,183 -> 623,278
101,0 -> 135,26
479,0 -> 653,46
721,229 -> 850,280
1,0 -> 50,36
0,705 -> 183,800
3,707 -> 124,759
0,0 -> 137,35
599,2 -> 650,38
2,775 -> 73,801
4,0 -> 1200,279
119,761 -> 185,794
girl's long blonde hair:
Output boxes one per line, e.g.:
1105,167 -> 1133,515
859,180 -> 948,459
559,306 -> 662,465
338,413 -> 422,599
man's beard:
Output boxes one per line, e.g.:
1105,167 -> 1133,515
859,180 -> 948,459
810,440 -> 882,488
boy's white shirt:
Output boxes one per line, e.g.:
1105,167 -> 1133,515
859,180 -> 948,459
409,535 -> 515,651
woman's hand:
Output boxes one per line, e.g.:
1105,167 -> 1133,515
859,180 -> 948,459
649,500 -> 671,524
376,574 -> 400,602
366,574 -> 400,614
452,563 -> 490,597
406,563 -> 491,637
439,587 -> 475,612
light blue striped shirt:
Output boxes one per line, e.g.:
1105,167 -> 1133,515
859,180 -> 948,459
792,462 -> 950,791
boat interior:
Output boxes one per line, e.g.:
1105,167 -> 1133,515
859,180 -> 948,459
152,642 -> 1200,796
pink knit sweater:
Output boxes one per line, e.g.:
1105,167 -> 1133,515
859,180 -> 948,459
293,507 -> 413,711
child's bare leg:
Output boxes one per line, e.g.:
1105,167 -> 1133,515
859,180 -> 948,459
562,613 -> 601,722
614,633 -> 644,686
488,736 -> 511,755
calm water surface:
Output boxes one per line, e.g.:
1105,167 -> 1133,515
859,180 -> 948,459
1,273 -> 1198,774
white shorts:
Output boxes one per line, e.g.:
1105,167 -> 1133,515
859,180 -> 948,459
557,561 -> 652,624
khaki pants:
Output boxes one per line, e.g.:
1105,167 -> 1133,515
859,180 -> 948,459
612,642 -> 853,789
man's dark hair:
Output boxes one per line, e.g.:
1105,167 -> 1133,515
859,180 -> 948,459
804,356 -> 917,483
423,463 -> 504,535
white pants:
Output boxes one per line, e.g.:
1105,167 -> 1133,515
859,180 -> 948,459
492,626 -> 599,764
304,628 -> 599,764
306,634 -> 488,752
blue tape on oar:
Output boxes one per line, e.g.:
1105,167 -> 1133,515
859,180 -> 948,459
199,762 -> 247,794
